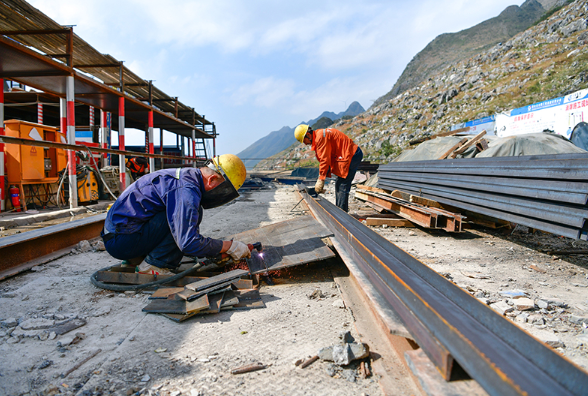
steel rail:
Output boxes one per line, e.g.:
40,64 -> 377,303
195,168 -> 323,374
299,187 -> 588,396
0,213 -> 106,280
380,153 -> 588,168
379,165 -> 588,180
378,180 -> 587,240
378,171 -> 588,205
378,177 -> 588,227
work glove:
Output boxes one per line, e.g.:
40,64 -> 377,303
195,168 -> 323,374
315,179 -> 325,194
227,240 -> 251,261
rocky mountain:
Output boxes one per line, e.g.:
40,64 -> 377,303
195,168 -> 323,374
257,0 -> 588,169
238,101 -> 365,168
373,0 -> 562,107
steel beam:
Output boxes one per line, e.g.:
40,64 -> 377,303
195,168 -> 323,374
0,214 -> 106,280
299,186 -> 588,396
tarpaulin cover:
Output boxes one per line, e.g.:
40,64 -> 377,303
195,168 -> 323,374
393,132 -> 585,162
476,132 -> 586,157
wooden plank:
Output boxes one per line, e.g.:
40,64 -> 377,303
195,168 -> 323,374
410,195 -> 441,208
142,295 -> 209,315
476,138 -> 489,152
449,130 -> 487,159
438,138 -> 468,160
184,269 -> 248,292
390,190 -> 411,201
356,185 -> 389,194
365,218 -> 415,227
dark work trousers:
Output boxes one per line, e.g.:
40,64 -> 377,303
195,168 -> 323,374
335,147 -> 364,212
101,211 -> 184,269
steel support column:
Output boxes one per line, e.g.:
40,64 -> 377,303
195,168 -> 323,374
192,129 -> 196,167
118,97 -> 126,190
148,111 -> 154,172
66,76 -> 78,208
0,78 -> 4,212
100,110 -> 108,166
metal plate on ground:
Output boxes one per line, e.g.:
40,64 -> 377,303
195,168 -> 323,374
228,215 -> 335,274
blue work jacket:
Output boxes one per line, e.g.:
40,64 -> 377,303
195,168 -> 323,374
104,168 -> 223,257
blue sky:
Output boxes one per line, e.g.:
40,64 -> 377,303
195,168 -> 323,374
29,0 -> 523,157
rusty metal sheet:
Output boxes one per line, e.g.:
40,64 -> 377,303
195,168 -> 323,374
184,269 -> 248,292
228,215 -> 335,274
149,287 -> 185,299
142,295 -> 209,315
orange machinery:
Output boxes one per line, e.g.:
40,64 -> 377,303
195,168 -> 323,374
4,120 -> 67,210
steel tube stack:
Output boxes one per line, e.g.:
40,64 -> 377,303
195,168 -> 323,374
299,186 -> 588,396
377,153 -> 588,240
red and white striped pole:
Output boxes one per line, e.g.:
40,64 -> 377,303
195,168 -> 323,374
118,97 -> 126,190
89,106 -> 94,129
148,111 -> 154,173
0,78 -> 5,212
66,76 -> 78,208
37,103 -> 43,124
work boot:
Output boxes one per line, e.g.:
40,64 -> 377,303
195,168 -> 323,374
137,262 -> 174,276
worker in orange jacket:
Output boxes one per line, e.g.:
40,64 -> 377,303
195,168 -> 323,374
126,157 -> 149,181
295,125 -> 363,212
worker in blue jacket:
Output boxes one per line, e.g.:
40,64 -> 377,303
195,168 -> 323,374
101,154 -> 250,275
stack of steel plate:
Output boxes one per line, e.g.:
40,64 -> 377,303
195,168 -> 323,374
377,153 -> 588,240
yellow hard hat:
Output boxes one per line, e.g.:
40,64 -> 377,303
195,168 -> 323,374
294,124 -> 309,143
210,154 -> 247,190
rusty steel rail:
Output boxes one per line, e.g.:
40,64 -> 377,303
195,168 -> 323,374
0,213 -> 105,280
298,186 -> 588,396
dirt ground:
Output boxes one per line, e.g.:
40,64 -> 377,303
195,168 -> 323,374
1,181 -> 587,396
0,185 -> 406,396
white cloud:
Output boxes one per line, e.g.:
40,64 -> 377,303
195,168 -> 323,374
230,77 -> 296,108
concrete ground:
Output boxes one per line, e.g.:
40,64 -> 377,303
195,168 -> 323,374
0,185 -> 405,396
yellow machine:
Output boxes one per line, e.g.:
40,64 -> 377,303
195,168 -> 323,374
76,167 -> 99,203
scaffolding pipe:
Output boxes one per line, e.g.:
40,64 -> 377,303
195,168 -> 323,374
118,97 -> 126,191
148,111 -> 154,173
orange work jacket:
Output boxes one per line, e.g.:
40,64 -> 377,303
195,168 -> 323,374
311,128 -> 358,180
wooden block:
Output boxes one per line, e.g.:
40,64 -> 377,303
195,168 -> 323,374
449,130 -> 486,158
356,185 -> 389,193
390,190 -> 410,201
365,217 -> 415,227
355,191 -> 370,201
410,195 -> 441,208
476,138 -> 489,151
